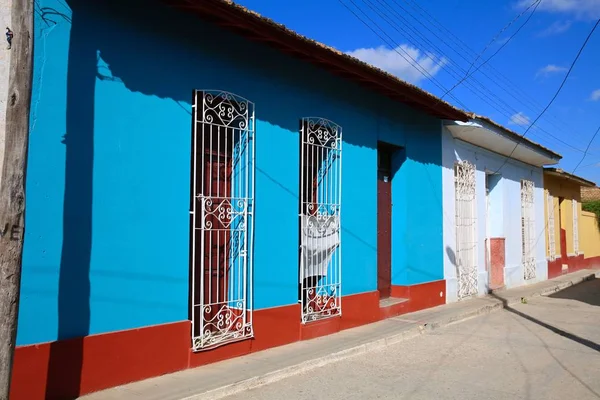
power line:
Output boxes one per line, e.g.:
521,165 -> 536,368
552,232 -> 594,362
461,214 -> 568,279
337,0 -> 469,110
493,18 -> 600,174
342,0 -> 599,161
353,0 -> 597,155
572,125 -> 600,175
400,0 -> 594,145
440,0 -> 541,101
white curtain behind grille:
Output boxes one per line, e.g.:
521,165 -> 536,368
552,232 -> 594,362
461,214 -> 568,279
300,214 -> 340,282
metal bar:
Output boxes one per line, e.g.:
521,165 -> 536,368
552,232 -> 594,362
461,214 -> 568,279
191,91 -> 199,346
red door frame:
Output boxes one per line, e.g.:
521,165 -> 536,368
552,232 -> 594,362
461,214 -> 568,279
377,144 -> 393,299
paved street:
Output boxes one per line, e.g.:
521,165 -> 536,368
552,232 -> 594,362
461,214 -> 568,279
225,278 -> 600,400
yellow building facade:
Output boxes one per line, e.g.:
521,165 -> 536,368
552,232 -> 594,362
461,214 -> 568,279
543,168 -> 599,277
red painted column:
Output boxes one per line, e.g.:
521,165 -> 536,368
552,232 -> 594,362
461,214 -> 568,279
489,238 -> 505,290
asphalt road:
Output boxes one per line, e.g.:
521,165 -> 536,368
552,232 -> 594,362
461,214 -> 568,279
225,278 -> 600,400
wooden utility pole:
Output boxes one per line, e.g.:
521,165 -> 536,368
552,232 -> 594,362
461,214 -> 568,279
0,0 -> 33,398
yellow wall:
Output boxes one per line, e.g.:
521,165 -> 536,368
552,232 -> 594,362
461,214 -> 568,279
544,174 -> 582,257
581,211 -> 600,258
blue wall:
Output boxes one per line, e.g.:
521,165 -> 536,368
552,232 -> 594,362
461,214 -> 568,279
18,0 -> 444,345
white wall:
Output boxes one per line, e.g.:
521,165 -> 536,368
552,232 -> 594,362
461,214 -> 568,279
442,127 -> 547,303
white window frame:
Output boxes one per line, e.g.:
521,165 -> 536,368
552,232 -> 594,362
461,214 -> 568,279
547,193 -> 556,261
572,199 -> 579,255
521,179 -> 536,280
454,160 -> 478,299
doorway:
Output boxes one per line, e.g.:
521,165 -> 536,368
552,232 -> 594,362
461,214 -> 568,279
485,173 -> 503,290
377,143 -> 398,300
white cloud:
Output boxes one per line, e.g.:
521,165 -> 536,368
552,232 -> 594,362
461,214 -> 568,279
518,0 -> 600,19
509,112 -> 531,126
536,64 -> 568,77
538,20 -> 572,36
346,45 -> 446,84
591,89 -> 600,101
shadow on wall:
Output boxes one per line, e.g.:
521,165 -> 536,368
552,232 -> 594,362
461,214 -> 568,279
88,0 -> 442,152
446,246 -> 464,291
44,1 -> 93,398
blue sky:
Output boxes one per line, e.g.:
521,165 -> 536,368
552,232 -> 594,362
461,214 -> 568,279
236,0 -> 600,184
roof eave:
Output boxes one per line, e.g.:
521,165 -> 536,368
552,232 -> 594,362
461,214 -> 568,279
445,120 -> 561,167
165,0 -> 470,122
544,168 -> 596,187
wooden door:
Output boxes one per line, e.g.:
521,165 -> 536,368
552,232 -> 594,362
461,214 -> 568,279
377,147 -> 392,299
202,128 -> 233,331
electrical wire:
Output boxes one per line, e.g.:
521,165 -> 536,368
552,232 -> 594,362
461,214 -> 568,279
572,125 -> 600,175
440,0 -> 542,101
337,0 -> 469,110
400,0 -> 594,146
351,0 -> 596,155
492,18 -> 600,174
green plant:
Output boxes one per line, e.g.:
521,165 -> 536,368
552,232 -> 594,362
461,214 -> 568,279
583,200 -> 600,230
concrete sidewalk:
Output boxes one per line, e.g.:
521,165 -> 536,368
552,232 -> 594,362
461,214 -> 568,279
80,269 -> 600,400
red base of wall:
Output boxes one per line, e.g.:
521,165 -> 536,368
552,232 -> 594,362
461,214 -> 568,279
11,280 -> 444,400
548,254 -> 600,279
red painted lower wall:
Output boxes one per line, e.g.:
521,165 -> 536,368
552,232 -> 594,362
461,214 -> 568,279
548,255 -> 600,279
391,279 -> 446,312
10,280 -> 444,400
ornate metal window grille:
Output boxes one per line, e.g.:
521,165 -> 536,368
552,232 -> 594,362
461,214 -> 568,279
299,117 -> 342,323
454,160 -> 478,299
547,193 -> 556,260
190,90 -> 255,351
521,179 -> 536,280
573,199 -> 579,255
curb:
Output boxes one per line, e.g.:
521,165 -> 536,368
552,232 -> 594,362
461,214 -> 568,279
178,271 -> 598,400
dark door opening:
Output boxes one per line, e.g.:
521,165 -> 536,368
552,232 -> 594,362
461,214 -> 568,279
377,143 -> 395,300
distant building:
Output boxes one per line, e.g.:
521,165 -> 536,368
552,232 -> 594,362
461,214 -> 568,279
442,117 -> 561,299
544,168 -> 600,277
581,186 -> 600,202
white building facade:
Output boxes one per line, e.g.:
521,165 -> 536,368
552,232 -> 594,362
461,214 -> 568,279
442,118 -> 562,303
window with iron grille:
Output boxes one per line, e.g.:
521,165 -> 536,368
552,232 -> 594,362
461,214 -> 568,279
454,160 -> 478,299
521,179 -> 536,280
299,117 -> 342,323
190,90 -> 255,351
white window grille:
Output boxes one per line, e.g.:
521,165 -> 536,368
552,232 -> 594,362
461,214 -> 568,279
521,179 -> 536,280
190,90 -> 255,351
547,193 -> 556,260
454,160 -> 478,299
299,117 -> 342,323
573,199 -> 579,255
